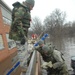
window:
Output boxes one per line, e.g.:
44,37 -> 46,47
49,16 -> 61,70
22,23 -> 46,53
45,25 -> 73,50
0,35 -> 4,50
1,5 -> 12,25
3,16 -> 11,25
6,34 -> 16,49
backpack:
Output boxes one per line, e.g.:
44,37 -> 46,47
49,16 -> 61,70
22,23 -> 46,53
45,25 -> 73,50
45,43 -> 65,61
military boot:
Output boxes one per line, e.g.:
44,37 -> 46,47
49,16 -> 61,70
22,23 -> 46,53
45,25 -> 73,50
20,37 -> 26,45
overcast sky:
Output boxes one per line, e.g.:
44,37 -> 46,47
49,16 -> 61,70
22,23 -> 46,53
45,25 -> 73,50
3,0 -> 75,22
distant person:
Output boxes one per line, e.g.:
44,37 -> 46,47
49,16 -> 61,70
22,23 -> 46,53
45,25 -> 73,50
34,40 -> 69,75
31,34 -> 38,40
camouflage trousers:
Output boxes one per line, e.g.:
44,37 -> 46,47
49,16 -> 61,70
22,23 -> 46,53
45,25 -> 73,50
9,25 -> 28,41
46,67 -> 69,75
47,71 -> 69,75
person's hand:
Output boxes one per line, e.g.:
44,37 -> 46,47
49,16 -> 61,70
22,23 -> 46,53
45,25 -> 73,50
32,47 -> 35,50
32,46 -> 40,50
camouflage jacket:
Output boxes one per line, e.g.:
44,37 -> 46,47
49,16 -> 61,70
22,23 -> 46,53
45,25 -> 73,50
35,44 -> 67,69
9,2 -> 31,41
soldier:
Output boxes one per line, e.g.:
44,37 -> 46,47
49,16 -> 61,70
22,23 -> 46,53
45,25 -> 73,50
35,40 -> 69,75
9,0 -> 35,45
9,0 -> 35,68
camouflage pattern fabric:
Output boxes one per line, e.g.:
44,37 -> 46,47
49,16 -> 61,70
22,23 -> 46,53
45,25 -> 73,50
35,44 -> 69,75
9,2 -> 31,41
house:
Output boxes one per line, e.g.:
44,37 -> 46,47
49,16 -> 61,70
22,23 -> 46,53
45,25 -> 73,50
0,0 -> 21,75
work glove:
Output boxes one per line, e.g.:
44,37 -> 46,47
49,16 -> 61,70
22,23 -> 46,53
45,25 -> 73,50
41,62 -> 48,69
32,46 -> 40,50
41,61 -> 53,69
46,61 -> 53,68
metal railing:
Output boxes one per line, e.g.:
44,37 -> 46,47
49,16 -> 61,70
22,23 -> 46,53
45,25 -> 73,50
25,50 -> 37,75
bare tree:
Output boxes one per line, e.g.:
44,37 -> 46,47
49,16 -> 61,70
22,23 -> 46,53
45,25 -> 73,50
30,17 -> 44,34
44,9 -> 66,38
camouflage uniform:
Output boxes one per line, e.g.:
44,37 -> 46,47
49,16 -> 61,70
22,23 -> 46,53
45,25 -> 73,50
9,0 -> 35,68
9,2 -> 31,41
35,40 -> 69,75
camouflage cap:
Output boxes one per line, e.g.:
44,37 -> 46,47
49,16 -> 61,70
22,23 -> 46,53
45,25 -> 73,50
42,45 -> 49,52
38,40 -> 44,46
42,45 -> 53,54
25,0 -> 35,7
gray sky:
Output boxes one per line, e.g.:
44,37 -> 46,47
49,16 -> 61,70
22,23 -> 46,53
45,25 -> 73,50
3,0 -> 75,22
